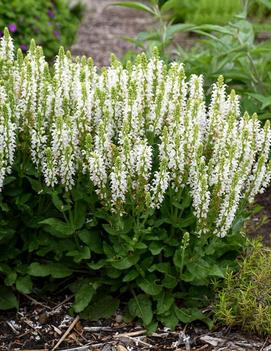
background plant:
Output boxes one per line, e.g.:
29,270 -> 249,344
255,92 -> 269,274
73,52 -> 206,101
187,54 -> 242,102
0,31 -> 270,330
0,0 -> 83,59
113,1 -> 271,121
215,240 -> 271,336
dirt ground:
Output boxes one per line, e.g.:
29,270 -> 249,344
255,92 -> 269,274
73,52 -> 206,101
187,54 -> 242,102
71,0 -> 153,66
0,294 -> 270,351
1,1 -> 271,350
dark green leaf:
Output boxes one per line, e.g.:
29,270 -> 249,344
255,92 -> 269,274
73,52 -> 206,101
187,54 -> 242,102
16,276 -> 32,294
39,218 -> 75,237
78,229 -> 103,254
128,294 -> 153,325
81,295 -> 119,320
137,275 -> 162,296
157,291 -> 174,315
0,286 -> 18,310
73,280 -> 96,313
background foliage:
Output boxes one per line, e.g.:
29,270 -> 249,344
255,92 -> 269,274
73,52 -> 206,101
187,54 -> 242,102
0,0 -> 83,58
114,1 -> 271,121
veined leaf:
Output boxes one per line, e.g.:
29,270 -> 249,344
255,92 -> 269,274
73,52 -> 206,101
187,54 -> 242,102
128,294 -> 153,326
110,2 -> 155,15
39,218 -> 75,237
73,280 -> 97,313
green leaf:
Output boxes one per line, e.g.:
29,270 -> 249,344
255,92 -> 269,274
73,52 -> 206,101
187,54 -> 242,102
73,280 -> 96,313
208,264 -> 225,278
175,306 -> 206,324
28,262 -> 72,278
137,275 -> 162,296
149,262 -> 171,274
128,294 -> 153,325
0,286 -> 18,310
81,295 -> 119,320
73,202 -> 87,229
16,276 -> 33,294
123,269 -> 139,282
173,247 -> 184,268
66,246 -> 91,263
111,254 -> 140,270
4,272 -> 17,286
87,259 -> 106,270
149,242 -> 163,255
78,229 -> 103,254
157,291 -> 174,315
110,2 -> 155,15
26,176 -> 43,193
39,218 -> 75,238
176,214 -> 196,228
51,192 -> 70,212
162,274 -> 178,289
28,262 -> 50,277
157,307 -> 178,330
257,0 -> 271,10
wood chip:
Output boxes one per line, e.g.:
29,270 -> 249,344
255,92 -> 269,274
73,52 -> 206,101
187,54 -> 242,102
116,345 -> 127,351
200,335 -> 225,347
52,315 -> 80,351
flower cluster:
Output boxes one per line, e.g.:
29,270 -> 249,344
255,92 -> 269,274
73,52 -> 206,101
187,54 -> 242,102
0,29 -> 271,238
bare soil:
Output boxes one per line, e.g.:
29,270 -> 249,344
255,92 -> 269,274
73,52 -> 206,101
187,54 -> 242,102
0,294 -> 270,351
71,0 -> 153,66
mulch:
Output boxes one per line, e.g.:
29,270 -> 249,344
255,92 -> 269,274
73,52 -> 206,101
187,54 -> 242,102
0,294 -> 270,351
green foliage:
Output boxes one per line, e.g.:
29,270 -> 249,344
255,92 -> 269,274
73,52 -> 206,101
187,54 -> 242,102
177,15 -> 271,120
0,164 -> 249,330
160,0 -> 241,25
214,240 -> 271,336
0,35 -> 263,330
116,1 -> 271,121
0,0 -> 83,58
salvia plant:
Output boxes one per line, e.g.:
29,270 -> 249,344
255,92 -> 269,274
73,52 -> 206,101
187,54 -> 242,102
0,28 -> 270,329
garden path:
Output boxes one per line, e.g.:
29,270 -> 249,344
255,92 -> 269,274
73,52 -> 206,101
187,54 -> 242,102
71,0 -> 153,66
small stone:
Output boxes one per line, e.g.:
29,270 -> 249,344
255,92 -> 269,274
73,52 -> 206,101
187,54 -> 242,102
115,314 -> 123,323
117,345 -> 127,351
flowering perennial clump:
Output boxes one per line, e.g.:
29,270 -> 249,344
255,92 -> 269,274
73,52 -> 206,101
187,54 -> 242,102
0,29 -> 271,238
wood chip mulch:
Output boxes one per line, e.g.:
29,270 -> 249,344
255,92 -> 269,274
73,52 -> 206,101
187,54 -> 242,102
0,294 -> 270,351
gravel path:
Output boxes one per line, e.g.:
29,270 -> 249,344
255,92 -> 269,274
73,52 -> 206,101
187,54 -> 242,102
71,0 -> 153,66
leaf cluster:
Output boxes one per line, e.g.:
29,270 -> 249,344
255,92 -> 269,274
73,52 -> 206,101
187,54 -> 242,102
0,159 -> 249,330
114,1 -> 271,122
0,0 -> 83,59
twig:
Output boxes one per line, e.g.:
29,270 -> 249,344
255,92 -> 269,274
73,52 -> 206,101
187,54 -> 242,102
260,337 -> 269,351
22,319 -> 42,336
52,315 -> 80,351
57,347 -> 89,351
52,295 -> 73,312
84,326 -> 113,332
22,294 -> 49,309
116,335 -> 153,348
6,321 -> 20,335
89,340 -> 115,348
197,345 -> 209,351
114,329 -> 146,338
